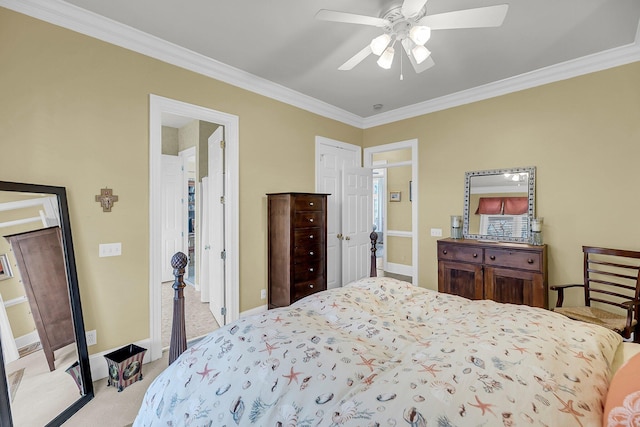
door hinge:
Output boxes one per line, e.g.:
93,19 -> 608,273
220,196 -> 225,204
221,250 -> 226,260
220,140 -> 226,149
221,307 -> 227,316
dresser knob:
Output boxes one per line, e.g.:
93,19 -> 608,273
442,250 -> 448,254
527,259 -> 534,264
473,253 -> 478,258
309,218 -> 314,222
309,283 -> 314,288
490,255 -> 496,260
309,268 -> 314,272
309,235 -> 314,239
309,251 -> 314,256
309,202 -> 314,206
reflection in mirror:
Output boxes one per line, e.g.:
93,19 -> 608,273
463,167 -> 536,243
0,182 -> 93,427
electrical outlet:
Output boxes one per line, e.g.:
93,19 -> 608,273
430,228 -> 443,237
260,289 -> 267,300
86,330 -> 97,346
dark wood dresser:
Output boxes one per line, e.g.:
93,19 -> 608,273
437,238 -> 548,308
267,193 -> 328,308
5,227 -> 75,371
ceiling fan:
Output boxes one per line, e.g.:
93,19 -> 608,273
316,0 -> 509,75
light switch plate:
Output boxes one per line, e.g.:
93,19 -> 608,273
99,242 -> 122,257
430,228 -> 443,237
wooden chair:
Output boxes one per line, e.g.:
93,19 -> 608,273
550,246 -> 640,343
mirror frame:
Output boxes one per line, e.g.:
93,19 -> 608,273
463,166 -> 536,243
0,181 -> 93,426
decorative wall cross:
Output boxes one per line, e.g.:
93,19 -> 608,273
95,188 -> 119,212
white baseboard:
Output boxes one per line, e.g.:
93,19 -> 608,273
385,262 -> 413,277
15,330 -> 40,350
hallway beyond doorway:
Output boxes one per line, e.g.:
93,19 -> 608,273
161,282 -> 219,348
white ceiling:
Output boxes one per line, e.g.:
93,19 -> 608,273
5,0 -> 640,127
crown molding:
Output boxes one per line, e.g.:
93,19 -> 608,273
363,39 -> 640,128
2,0 -> 639,130
0,0 -> 364,127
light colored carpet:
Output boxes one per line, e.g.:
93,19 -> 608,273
161,281 -> 220,347
64,351 -> 171,427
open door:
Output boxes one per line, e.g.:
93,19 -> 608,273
161,155 -> 183,282
341,167 -> 373,285
207,127 -> 225,326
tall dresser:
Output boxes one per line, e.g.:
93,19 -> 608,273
5,227 -> 75,371
267,193 -> 328,308
437,238 -> 548,309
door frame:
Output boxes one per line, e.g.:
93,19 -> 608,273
364,139 -> 418,285
149,94 -> 239,361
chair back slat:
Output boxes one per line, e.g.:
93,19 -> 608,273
582,246 -> 640,314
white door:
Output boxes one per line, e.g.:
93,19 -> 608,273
342,167 -> 373,284
315,137 -> 360,289
161,155 -> 183,282
207,127 -> 225,326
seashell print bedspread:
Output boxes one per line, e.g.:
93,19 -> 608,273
134,277 -> 622,426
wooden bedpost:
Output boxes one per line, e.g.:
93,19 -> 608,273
169,252 -> 188,365
370,230 -> 378,277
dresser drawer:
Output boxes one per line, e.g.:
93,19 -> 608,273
294,243 -> 323,259
438,242 -> 483,264
292,277 -> 325,301
294,195 -> 323,212
485,248 -> 542,272
294,228 -> 323,248
293,258 -> 324,281
293,211 -> 324,228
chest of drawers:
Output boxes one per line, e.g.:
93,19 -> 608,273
267,193 -> 328,308
437,238 -> 548,308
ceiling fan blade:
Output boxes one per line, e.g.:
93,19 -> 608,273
418,4 -> 509,29
401,39 -> 435,73
315,9 -> 389,27
401,0 -> 429,18
338,45 -> 373,71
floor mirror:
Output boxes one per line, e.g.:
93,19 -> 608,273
0,181 -> 93,426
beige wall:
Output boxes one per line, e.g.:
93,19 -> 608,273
363,61 -> 640,308
0,8 -> 362,353
3,7 -> 640,354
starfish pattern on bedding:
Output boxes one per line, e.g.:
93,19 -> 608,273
554,393 -> 585,427
283,366 -> 303,385
260,341 -> 280,356
469,395 -> 496,417
196,363 -> 214,381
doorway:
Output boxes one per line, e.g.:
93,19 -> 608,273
149,95 -> 239,361
364,139 -> 418,285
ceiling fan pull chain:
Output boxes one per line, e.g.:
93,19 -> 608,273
400,49 -> 404,81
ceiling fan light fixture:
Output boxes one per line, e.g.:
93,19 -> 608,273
377,46 -> 395,69
411,44 -> 431,64
409,25 -> 431,45
370,33 -> 391,56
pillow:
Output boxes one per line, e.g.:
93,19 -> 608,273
603,351 -> 640,426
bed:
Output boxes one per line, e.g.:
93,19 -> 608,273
133,276 -> 640,426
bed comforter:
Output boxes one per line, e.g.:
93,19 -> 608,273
134,277 -> 622,426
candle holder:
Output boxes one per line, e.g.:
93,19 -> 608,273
530,217 -> 543,246
450,215 -> 463,239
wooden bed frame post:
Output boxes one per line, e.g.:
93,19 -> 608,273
169,252 -> 188,365
370,230 -> 378,278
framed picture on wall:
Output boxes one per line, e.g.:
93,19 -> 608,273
390,191 -> 401,202
0,254 -> 13,281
